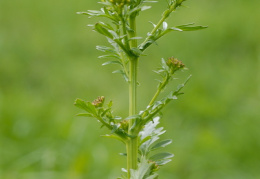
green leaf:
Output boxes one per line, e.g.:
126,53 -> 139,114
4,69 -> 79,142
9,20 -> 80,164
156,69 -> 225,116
102,61 -> 122,66
151,139 -> 172,151
74,99 -> 98,117
149,152 -> 174,161
176,74 -> 192,92
111,124 -> 119,134
140,136 -> 160,155
102,134 -> 126,144
112,70 -> 129,82
130,157 -> 153,179
128,5 -> 151,16
98,54 -> 120,59
77,8 -> 119,22
114,116 -> 122,120
128,37 -> 143,41
139,117 -> 160,141
175,23 -> 208,31
96,45 -> 115,53
74,98 -> 88,110
131,47 -> 144,56
108,29 -> 120,39
100,108 -> 110,117
155,159 -> 172,166
126,114 -> 141,120
86,101 -> 97,115
95,22 -> 113,39
141,6 -> 152,11
167,93 -> 178,100
146,173 -> 159,179
112,69 -> 125,74
139,135 -> 151,146
168,27 -> 183,31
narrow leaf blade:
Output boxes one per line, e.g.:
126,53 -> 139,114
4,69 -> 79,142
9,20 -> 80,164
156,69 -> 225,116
151,139 -> 172,151
149,152 -> 174,161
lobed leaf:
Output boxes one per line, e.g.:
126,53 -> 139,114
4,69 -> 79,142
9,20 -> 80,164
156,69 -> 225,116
140,136 -> 160,155
74,99 -> 97,116
74,98 -> 89,111
130,157 -> 153,179
139,116 -> 160,141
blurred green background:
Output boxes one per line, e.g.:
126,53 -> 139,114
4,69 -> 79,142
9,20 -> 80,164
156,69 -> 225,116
1,0 -> 260,178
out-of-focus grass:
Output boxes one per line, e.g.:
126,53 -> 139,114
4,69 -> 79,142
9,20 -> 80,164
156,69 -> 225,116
0,0 -> 259,178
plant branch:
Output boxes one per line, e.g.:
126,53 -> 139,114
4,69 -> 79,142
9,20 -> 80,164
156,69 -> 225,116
139,1 -> 183,51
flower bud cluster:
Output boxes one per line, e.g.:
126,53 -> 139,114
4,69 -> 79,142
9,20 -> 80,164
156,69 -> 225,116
109,0 -> 131,7
149,160 -> 160,173
119,120 -> 129,132
166,57 -> 185,74
92,96 -> 105,107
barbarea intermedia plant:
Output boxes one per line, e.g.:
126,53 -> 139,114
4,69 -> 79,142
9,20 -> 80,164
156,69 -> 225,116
74,0 -> 206,178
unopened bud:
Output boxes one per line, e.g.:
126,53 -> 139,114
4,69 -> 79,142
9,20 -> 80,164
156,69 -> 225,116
120,120 -> 129,132
109,0 -> 131,6
149,160 -> 160,172
166,57 -> 185,73
92,96 -> 105,107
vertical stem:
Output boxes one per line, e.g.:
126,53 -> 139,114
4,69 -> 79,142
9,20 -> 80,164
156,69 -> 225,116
129,58 -> 138,116
127,13 -> 139,179
127,58 -> 138,179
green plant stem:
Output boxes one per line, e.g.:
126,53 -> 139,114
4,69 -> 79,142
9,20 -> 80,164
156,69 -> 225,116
127,13 -> 139,179
140,15 -> 167,51
121,16 -> 130,51
141,74 -> 170,118
140,2 -> 180,51
129,58 -> 138,117
149,75 -> 170,106
127,57 -> 138,178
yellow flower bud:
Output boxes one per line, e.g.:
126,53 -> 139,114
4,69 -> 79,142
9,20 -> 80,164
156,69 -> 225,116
166,57 -> 185,74
92,96 -> 105,107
